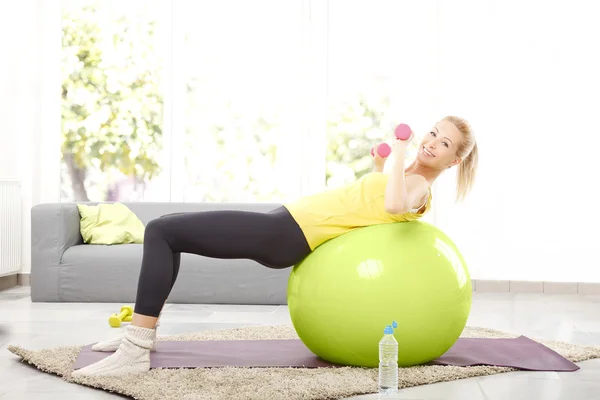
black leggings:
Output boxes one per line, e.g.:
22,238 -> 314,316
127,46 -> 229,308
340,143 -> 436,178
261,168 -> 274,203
133,206 -> 311,317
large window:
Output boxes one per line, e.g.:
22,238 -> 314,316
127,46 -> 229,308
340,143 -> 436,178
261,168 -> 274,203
61,0 -> 167,202
60,0 -> 446,203
61,0 -> 313,203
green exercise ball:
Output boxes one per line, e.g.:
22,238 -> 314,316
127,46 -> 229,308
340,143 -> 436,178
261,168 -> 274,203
287,221 -> 472,368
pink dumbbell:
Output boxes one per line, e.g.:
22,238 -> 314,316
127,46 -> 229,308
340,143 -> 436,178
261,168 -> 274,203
371,124 -> 412,158
371,143 -> 392,158
394,123 -> 411,140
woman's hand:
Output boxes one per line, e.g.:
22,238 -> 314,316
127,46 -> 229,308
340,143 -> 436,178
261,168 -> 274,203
373,151 -> 387,173
391,130 -> 414,155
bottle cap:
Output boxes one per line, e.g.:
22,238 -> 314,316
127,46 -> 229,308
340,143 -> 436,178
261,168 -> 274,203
384,325 -> 393,334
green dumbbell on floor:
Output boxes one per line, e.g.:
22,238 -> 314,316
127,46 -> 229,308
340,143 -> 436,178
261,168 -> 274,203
108,305 -> 134,328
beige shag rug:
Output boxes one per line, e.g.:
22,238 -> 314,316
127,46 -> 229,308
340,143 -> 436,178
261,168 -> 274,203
7,325 -> 600,400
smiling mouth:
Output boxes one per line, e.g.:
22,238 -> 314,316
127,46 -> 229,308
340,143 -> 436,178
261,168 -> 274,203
423,147 -> 435,157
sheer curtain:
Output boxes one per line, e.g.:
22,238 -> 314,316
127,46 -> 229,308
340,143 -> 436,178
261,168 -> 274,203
0,0 -> 62,275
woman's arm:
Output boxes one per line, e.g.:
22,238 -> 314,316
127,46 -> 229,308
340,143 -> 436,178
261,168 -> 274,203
384,141 -> 429,214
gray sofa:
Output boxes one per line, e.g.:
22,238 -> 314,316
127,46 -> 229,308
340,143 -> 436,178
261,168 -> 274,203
31,202 -> 292,305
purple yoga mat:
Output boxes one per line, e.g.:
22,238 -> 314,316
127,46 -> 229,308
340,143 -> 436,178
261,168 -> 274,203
429,335 -> 579,371
72,336 -> 579,372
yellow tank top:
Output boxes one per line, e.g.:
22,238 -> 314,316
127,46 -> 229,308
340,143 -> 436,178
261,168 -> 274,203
283,172 -> 432,250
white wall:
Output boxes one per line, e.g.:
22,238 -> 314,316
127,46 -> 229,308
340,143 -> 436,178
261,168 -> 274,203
0,1 -> 61,275
433,1 -> 600,282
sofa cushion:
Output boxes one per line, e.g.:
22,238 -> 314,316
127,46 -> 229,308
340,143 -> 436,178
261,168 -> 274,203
77,203 -> 145,245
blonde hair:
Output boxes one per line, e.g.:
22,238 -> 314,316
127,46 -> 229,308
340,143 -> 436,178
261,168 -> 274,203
441,116 -> 478,202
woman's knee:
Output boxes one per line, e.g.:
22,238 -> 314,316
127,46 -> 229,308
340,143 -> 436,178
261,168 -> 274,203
144,217 -> 170,239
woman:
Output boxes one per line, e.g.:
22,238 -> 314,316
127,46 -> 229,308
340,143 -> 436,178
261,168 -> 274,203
72,115 -> 478,377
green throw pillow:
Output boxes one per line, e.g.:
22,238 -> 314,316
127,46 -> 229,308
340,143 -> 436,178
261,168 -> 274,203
77,203 -> 145,245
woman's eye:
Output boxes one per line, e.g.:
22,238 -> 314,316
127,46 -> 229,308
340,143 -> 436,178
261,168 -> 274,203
430,131 -> 436,136
443,142 -> 449,148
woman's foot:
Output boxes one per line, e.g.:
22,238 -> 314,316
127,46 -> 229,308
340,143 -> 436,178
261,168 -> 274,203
72,325 -> 155,377
92,314 -> 161,352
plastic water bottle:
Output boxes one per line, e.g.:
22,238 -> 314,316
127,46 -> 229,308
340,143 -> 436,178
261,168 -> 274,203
378,321 -> 398,395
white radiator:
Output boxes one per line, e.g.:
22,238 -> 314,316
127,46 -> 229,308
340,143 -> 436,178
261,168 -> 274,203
0,180 -> 21,276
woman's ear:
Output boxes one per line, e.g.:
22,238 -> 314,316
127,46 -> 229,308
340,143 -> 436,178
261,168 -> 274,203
448,157 -> 462,169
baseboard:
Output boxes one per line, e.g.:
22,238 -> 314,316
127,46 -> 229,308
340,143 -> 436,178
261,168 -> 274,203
473,279 -> 600,295
0,274 -> 18,291
18,273 -> 30,286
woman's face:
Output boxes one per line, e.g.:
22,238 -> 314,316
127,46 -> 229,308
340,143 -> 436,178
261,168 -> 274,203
416,120 -> 464,169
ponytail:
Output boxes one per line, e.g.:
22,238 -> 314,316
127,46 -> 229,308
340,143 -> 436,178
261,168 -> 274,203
456,141 -> 478,202
440,116 -> 478,202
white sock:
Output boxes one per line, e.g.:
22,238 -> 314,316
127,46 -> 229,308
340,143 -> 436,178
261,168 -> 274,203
92,331 -> 157,352
92,314 -> 161,352
72,325 -> 155,377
